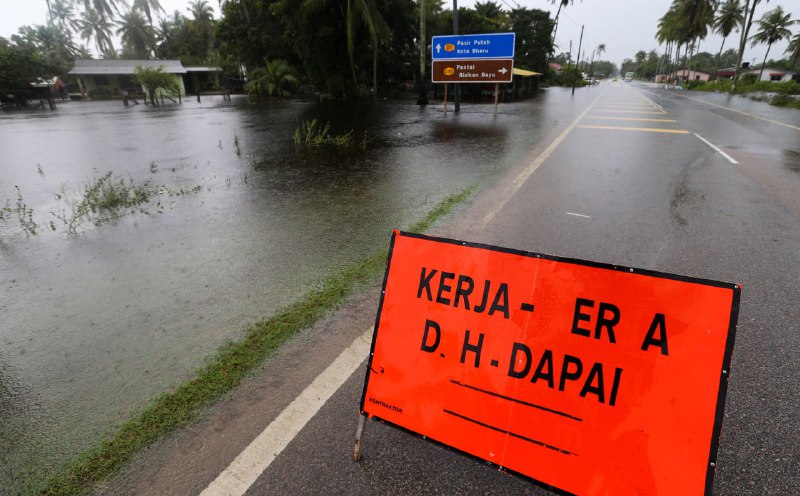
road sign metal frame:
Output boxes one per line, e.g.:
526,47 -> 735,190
431,32 -> 516,60
432,59 -> 514,84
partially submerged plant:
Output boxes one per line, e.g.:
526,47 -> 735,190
293,119 -> 368,150
0,186 -> 38,236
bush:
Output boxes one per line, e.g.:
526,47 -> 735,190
770,94 -> 800,108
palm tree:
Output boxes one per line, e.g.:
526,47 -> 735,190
749,6 -> 794,80
245,59 -> 298,100
117,9 -> 154,58
132,0 -> 164,26
50,0 -> 80,36
656,3 -> 687,81
714,0 -> 744,67
76,7 -> 115,54
188,0 -> 214,27
589,43 -> 605,76
674,0 -> 716,73
550,0 -> 571,45
188,0 -> 215,51
81,0 -> 125,21
346,0 -> 390,99
786,32 -> 800,70
732,0 -> 765,90
131,0 -> 164,55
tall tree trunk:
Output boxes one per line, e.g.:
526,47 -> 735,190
373,43 -> 378,102
758,44 -> 771,81
551,3 -> 563,44
717,37 -> 727,69
733,0 -> 758,90
417,0 -> 428,105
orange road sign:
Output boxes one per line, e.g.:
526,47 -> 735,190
360,231 -> 740,495
432,59 -> 513,83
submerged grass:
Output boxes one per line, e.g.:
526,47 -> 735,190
293,119 -> 368,150
34,186 -> 476,496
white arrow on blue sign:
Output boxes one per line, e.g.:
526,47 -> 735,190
431,32 -> 515,60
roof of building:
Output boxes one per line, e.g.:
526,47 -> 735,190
69,59 -> 187,75
513,67 -> 542,77
184,66 -> 223,73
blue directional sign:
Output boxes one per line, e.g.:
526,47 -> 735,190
431,32 -> 515,60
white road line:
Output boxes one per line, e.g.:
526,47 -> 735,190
565,212 -> 592,219
634,90 -> 666,113
678,93 -> 800,132
200,329 -> 373,496
694,133 -> 739,164
477,93 -> 604,230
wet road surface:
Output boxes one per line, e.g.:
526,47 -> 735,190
101,82 -> 799,495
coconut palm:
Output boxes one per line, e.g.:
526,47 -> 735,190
674,0 -> 716,69
749,6 -> 794,80
346,0 -> 390,99
656,3 -> 687,79
117,9 -> 154,58
81,0 -> 125,21
132,0 -> 164,26
245,58 -> 298,100
76,7 -> 115,54
714,0 -> 744,67
188,0 -> 214,27
732,0 -> 766,89
301,0 -> 389,98
550,0 -> 571,44
786,32 -> 800,70
50,0 -> 80,36
589,43 -> 605,76
188,0 -> 215,49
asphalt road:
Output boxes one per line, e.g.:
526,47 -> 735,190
104,83 -> 800,496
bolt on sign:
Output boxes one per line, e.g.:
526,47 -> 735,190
360,231 -> 740,495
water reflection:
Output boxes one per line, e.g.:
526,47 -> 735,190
783,149 -> 800,175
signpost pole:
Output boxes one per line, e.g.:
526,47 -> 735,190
444,84 -> 448,114
493,83 -> 499,115
352,413 -> 367,461
453,0 -> 460,113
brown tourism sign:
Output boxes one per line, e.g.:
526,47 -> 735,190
431,59 -> 514,84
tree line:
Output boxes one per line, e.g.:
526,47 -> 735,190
1,0 -> 564,100
624,0 -> 799,83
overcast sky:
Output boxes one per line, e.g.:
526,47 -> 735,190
2,0 -> 798,69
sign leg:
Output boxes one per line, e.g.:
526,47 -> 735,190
444,84 -> 448,114
352,413 -> 367,461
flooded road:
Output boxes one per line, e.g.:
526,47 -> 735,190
0,89 -> 595,491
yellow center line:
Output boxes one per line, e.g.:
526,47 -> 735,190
577,125 -> 689,134
586,116 -> 678,123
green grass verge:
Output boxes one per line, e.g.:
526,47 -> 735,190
34,185 -> 476,496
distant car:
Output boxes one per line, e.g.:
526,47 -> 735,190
612,77 -> 618,82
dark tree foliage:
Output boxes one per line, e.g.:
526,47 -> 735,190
215,0 -> 554,98
0,38 -> 61,91
510,8 -> 554,73
216,0 -> 294,72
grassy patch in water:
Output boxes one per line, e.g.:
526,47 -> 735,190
292,119 -> 368,150
34,186 -> 476,496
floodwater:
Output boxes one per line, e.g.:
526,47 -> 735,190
0,89 -> 594,492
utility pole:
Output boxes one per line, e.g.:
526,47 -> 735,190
572,25 -> 584,96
